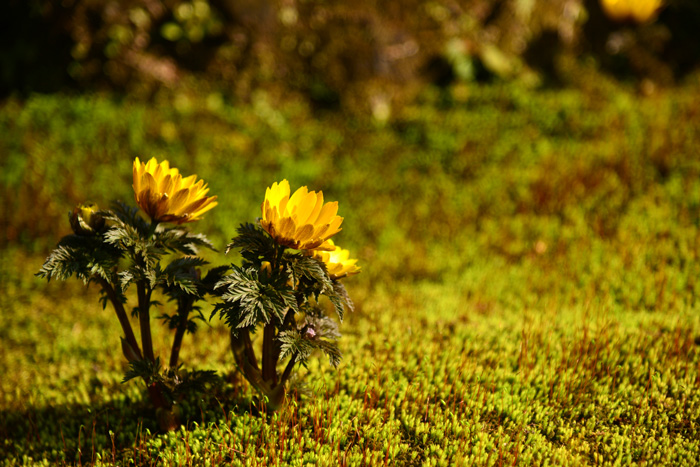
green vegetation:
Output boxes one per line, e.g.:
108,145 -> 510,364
2,75 -> 700,465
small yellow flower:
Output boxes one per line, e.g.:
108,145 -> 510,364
600,0 -> 663,23
261,180 -> 343,250
311,240 -> 360,280
69,202 -> 105,236
132,157 -> 218,224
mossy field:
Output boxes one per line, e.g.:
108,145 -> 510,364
2,78 -> 700,465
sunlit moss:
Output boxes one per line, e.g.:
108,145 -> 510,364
3,80 -> 700,465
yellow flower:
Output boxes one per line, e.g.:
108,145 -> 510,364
69,202 -> 105,236
600,0 -> 663,23
311,240 -> 360,280
261,180 -> 343,250
132,157 -> 218,224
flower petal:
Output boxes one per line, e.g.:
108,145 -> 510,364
131,157 -> 216,224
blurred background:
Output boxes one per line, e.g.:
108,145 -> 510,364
3,0 -> 700,98
2,0 -> 700,304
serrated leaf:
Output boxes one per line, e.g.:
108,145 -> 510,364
278,328 -> 342,368
315,339 -> 342,368
158,313 -> 180,330
227,223 -> 277,261
37,234 -> 122,284
122,357 -> 162,383
119,270 -> 134,292
170,369 -> 220,396
213,265 -> 295,329
278,330 -> 314,363
285,253 -> 331,290
159,229 -> 216,255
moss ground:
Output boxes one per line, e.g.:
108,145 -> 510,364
1,78 -> 700,465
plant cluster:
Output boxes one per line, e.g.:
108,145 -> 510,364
37,158 -> 359,430
213,180 -> 357,410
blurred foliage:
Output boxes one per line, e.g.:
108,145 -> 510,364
3,0 -> 700,112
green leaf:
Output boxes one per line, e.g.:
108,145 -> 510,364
201,265 -> 231,292
118,270 -> 135,292
170,369 -> 220,396
278,330 -> 314,363
227,223 -> 277,264
160,257 -> 209,296
109,201 -> 150,234
213,265 -> 296,329
36,233 -> 122,284
159,228 -> 216,255
122,357 -> 162,383
315,339 -> 342,368
158,312 -> 180,330
284,253 -> 331,291
278,326 -> 342,368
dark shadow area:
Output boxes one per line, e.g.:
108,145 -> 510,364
581,0 -> 700,84
0,1 -> 74,97
0,382 -> 247,464
0,398 -> 158,464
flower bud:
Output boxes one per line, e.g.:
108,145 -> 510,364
121,337 -> 141,362
69,202 -> 105,236
304,326 -> 317,340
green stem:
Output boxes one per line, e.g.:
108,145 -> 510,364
279,355 -> 296,387
273,243 -> 286,270
169,296 -> 192,369
276,309 -> 298,388
282,307 -> 296,331
261,323 -> 278,386
95,277 -> 143,360
147,219 -> 159,238
137,281 -> 155,362
230,330 -> 263,390
242,329 -> 259,371
98,272 -> 175,429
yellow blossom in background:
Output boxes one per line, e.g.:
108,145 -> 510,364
600,0 -> 663,23
261,179 -> 343,250
311,240 -> 360,280
132,157 -> 218,224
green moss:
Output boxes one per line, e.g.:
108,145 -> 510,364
2,79 -> 700,465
